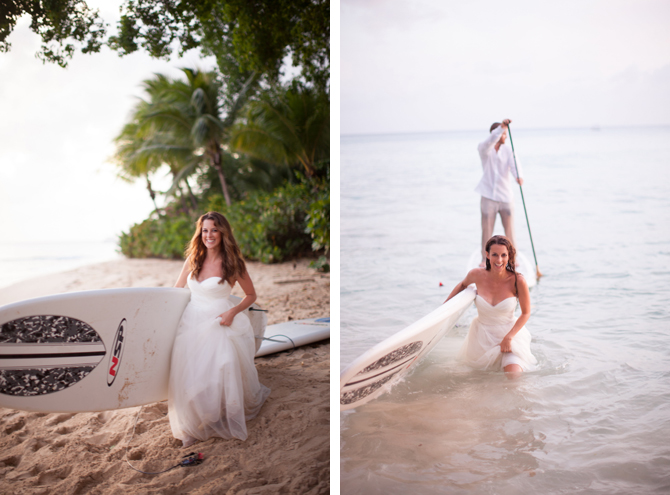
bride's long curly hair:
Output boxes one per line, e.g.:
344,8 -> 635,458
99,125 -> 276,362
185,212 -> 247,285
485,235 -> 519,296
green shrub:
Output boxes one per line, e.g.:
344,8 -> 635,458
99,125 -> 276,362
208,181 -> 314,263
305,181 -> 329,253
118,211 -> 194,259
119,177 -> 330,263
310,255 -> 330,273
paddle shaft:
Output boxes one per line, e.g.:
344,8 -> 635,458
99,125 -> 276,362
507,126 -> 540,272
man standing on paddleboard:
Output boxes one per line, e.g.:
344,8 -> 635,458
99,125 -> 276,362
475,118 -> 523,267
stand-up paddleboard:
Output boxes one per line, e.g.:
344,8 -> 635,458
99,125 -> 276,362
0,288 -> 266,413
256,317 -> 330,357
466,249 -> 537,288
340,288 -> 476,411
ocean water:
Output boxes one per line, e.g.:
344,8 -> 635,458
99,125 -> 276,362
0,241 -> 121,289
340,127 -> 670,494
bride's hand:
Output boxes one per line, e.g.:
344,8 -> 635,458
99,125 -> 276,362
218,309 -> 236,326
500,335 -> 513,353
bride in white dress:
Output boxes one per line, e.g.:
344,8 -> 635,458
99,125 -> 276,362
169,212 -> 270,446
445,235 -> 537,373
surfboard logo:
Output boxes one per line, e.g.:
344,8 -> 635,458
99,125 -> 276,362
107,319 -> 126,387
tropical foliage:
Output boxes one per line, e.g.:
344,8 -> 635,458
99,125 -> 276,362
230,84 -> 330,178
119,175 -> 329,265
0,0 -> 106,67
9,2 -> 332,265
3,0 -> 329,90
112,68 -> 258,208
110,0 -> 330,90
114,73 -> 330,264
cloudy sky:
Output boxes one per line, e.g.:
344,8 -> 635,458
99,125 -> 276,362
341,0 -> 670,134
0,2 -> 217,242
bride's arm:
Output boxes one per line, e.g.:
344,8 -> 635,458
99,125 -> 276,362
500,275 -> 530,353
444,269 -> 479,303
174,260 -> 190,288
218,271 -> 257,326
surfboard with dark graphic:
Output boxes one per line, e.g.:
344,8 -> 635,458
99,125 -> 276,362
0,288 -> 191,412
0,288 -> 269,413
340,288 -> 476,411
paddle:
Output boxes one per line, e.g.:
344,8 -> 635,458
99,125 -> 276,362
507,125 -> 543,279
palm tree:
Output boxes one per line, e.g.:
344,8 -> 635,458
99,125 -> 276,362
112,75 -> 197,211
113,68 -> 257,208
229,84 -> 329,179
142,68 -> 257,206
112,117 -> 163,212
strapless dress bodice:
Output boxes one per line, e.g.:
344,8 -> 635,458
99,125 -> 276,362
187,275 -> 233,302
474,295 -> 517,326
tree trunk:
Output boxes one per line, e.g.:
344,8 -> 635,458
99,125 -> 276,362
176,185 -> 190,214
184,177 -> 199,211
211,145 -> 231,206
145,176 -> 160,213
304,161 -> 316,178
298,155 -> 316,178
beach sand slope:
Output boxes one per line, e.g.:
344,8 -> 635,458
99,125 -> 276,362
0,258 -> 329,494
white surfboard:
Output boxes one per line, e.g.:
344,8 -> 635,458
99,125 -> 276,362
256,317 -> 330,357
0,288 -> 266,413
340,288 -> 476,411
466,249 -> 537,288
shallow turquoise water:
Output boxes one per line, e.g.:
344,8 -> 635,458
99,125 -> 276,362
340,127 -> 670,494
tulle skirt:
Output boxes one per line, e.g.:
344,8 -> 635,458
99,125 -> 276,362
457,317 -> 538,372
168,298 -> 270,443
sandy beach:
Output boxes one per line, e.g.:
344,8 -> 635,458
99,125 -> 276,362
0,258 -> 330,494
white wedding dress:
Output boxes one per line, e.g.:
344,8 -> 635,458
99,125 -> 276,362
168,274 -> 270,444
457,294 -> 538,371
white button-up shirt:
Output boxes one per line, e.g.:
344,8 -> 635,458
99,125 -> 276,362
475,126 -> 522,203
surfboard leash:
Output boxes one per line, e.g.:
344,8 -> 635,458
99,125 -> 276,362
250,307 -> 298,354
124,405 -> 204,475
258,334 -> 297,354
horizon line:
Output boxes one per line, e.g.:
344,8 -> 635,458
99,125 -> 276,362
340,123 -> 670,138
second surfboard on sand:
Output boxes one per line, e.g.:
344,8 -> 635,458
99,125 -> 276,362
256,318 -> 330,357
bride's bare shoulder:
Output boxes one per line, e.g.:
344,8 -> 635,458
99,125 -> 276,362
465,267 -> 487,282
